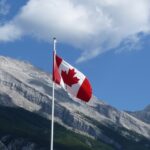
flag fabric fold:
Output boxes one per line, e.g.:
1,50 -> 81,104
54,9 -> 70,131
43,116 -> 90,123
53,53 -> 92,102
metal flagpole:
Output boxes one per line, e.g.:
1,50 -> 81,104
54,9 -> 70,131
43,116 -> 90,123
50,37 -> 57,150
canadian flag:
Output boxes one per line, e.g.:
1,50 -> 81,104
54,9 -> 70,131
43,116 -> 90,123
53,53 -> 92,102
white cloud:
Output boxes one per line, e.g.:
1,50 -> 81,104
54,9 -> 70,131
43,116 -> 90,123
0,0 -> 10,15
0,0 -> 150,62
0,23 -> 22,42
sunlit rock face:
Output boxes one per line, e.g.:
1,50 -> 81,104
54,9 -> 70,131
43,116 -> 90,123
0,55 -> 150,148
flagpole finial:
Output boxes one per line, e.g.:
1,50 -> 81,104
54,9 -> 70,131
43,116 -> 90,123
53,37 -> 57,52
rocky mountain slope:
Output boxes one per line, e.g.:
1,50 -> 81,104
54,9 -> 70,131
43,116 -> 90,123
0,106 -> 114,150
127,105 -> 150,124
0,56 -> 150,149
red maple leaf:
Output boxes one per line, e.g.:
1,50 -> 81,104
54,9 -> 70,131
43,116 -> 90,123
61,69 -> 80,87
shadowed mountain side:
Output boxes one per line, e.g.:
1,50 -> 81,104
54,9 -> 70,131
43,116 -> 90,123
0,106 -> 113,150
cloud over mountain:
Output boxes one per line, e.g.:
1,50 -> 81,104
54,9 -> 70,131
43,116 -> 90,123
0,0 -> 150,62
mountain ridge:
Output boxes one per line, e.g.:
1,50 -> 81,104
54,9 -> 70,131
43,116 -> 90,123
0,55 -> 150,149
127,105 -> 150,124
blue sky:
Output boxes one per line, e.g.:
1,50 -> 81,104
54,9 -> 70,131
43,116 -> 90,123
0,0 -> 150,111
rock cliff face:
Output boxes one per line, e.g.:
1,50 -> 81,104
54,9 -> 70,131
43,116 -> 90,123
0,56 -> 150,149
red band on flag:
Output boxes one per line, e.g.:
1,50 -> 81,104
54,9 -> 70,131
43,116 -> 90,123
56,55 -> 62,68
53,53 -> 62,84
77,78 -> 92,102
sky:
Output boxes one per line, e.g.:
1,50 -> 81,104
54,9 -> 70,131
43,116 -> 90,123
0,0 -> 150,111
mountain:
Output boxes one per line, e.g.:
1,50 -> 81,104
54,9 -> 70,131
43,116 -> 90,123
127,105 -> 150,124
0,56 -> 150,150
0,106 -> 114,150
